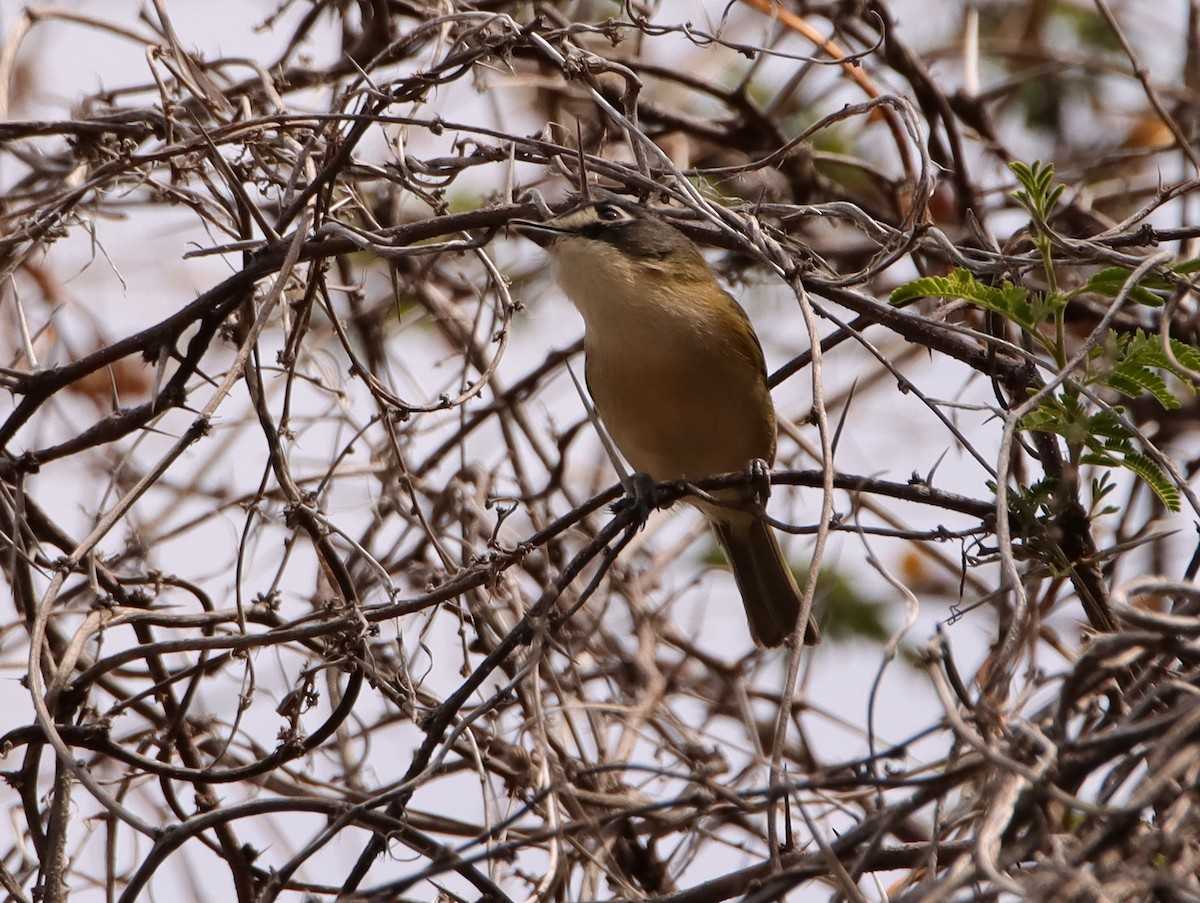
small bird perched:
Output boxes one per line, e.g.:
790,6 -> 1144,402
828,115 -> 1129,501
512,199 -> 819,647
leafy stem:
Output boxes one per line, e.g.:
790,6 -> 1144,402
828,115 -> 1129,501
890,161 -> 1193,513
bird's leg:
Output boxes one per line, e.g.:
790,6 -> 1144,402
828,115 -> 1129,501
746,457 -> 772,516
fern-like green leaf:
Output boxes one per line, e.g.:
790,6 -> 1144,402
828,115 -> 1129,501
1079,267 -> 1166,307
1121,452 -> 1181,511
1137,336 -> 1200,383
1079,450 -> 1122,469
1107,364 -> 1180,409
1166,337 -> 1200,374
1020,395 -> 1093,444
891,268 -> 1052,332
890,269 -> 1015,307
1085,409 -> 1132,440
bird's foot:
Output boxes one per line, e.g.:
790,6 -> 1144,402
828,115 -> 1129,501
610,472 -> 662,527
746,458 -> 772,511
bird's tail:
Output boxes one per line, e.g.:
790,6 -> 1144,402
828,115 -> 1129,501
714,516 -> 820,648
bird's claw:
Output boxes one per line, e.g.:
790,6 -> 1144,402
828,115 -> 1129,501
747,458 -> 772,509
610,472 -> 661,527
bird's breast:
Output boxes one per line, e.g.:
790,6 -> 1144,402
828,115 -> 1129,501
584,329 -> 777,483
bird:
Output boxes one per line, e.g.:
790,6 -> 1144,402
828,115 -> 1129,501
512,198 -> 819,647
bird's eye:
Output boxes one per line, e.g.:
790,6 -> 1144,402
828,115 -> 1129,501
595,203 -> 627,222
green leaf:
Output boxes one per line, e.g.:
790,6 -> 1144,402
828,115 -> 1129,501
1166,337 -> 1200,373
889,269 -> 1012,306
1107,364 -> 1180,409
1089,472 -> 1119,517
1122,452 -> 1181,512
1020,394 -> 1094,444
1104,332 -> 1200,406
1084,409 -> 1132,440
1019,393 -> 1179,511
1079,449 -> 1122,469
1010,160 -> 1062,220
1007,477 -> 1062,525
1079,267 -> 1167,307
891,269 -> 1053,333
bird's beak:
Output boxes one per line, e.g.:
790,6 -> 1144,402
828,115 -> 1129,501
509,218 -> 567,247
